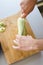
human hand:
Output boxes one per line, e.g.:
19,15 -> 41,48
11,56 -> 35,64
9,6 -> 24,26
20,0 -> 37,18
13,35 -> 38,51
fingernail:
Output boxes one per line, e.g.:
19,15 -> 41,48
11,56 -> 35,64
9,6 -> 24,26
13,40 -> 17,43
13,40 -> 18,44
12,46 -> 20,49
21,13 -> 26,18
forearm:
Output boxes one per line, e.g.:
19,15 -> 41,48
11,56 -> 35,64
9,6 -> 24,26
36,39 -> 43,51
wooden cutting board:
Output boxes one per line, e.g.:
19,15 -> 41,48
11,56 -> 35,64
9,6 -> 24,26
0,12 -> 39,65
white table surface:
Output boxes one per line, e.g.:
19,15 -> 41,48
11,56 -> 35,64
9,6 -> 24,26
0,0 -> 43,65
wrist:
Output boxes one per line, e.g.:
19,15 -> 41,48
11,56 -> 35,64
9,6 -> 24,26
36,39 -> 43,51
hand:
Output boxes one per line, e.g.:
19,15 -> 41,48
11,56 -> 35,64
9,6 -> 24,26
13,35 -> 38,51
20,0 -> 37,18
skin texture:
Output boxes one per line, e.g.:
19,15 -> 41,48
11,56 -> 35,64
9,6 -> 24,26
13,35 -> 38,51
13,0 -> 43,51
20,0 -> 37,18
13,35 -> 43,51
36,39 -> 43,51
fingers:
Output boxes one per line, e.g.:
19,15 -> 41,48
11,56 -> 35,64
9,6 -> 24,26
13,35 -> 21,45
12,45 -> 38,51
20,5 -> 34,18
20,1 -> 29,18
13,40 -> 19,45
20,0 -> 35,18
21,13 -> 27,18
13,35 -> 33,46
16,35 -> 22,39
12,46 -> 20,49
13,35 -> 37,51
16,35 -> 27,40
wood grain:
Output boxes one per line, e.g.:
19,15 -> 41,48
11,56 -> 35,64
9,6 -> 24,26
0,12 -> 39,65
